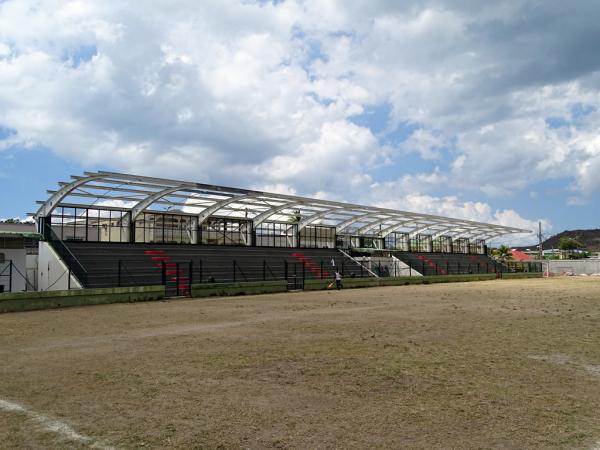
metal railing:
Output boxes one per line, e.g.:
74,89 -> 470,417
338,249 -> 378,277
0,260 -> 37,293
397,257 -> 544,277
505,261 -> 543,273
0,261 -> 13,293
30,242 -> 377,295
116,260 -> 152,287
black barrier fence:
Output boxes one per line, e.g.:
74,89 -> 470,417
67,256 -> 544,295
505,261 -> 543,273
110,257 -> 369,292
390,251 -> 544,277
0,260 -> 13,293
116,259 -> 193,297
372,260 -> 500,277
0,260 -> 37,293
410,260 -> 542,276
285,261 -> 305,290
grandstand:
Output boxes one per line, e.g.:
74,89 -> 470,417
30,171 -> 531,294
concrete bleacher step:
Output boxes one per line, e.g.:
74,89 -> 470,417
394,251 -> 500,275
65,241 -> 366,289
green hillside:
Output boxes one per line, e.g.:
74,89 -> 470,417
517,229 -> 600,252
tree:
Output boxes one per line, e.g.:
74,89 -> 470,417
558,237 -> 582,251
492,245 -> 512,262
558,237 -> 585,259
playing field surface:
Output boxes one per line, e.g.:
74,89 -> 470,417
1,277 -> 600,449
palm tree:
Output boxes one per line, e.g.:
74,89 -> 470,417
492,245 -> 512,262
289,209 -> 302,224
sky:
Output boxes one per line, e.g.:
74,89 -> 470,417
1,0 -> 599,246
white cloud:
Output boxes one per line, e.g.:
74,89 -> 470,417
1,0 -> 598,233
253,120 -> 381,196
366,173 -> 549,245
401,128 -> 446,160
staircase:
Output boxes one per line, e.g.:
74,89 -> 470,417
143,249 -> 190,296
392,252 -> 502,276
290,252 -> 331,277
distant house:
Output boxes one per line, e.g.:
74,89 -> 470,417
510,249 -> 534,261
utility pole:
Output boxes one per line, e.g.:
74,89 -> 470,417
538,221 -> 543,260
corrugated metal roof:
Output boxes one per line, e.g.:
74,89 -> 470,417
0,231 -> 42,239
0,223 -> 36,233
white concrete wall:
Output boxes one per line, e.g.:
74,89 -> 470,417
391,256 -> 421,276
372,256 -> 421,277
38,242 -> 82,291
355,256 -> 422,277
545,259 -> 600,275
0,248 -> 27,292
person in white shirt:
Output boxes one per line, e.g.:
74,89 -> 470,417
334,270 -> 342,290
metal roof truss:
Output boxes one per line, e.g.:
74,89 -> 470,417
33,171 -> 530,240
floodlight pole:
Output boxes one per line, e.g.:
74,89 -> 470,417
538,221 -> 543,260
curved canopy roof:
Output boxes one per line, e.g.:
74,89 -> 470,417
33,171 -> 529,240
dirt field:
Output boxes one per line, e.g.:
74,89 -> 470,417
1,277 -> 600,449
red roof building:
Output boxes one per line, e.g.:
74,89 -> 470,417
510,249 -> 534,261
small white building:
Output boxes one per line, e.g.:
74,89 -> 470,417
0,222 -> 40,293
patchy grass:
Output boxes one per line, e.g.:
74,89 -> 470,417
1,278 -> 600,449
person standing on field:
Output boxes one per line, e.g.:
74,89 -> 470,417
335,269 -> 342,290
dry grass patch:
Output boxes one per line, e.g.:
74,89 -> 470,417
1,278 -> 600,449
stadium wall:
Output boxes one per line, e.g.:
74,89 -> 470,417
544,259 -> 600,275
0,272 -> 544,313
0,285 -> 165,313
190,280 -> 288,298
303,272 -> 542,290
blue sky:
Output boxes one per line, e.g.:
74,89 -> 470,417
1,0 -> 600,245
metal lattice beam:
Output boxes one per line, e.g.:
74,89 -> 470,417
34,171 -> 532,240
379,219 -> 420,238
356,216 -> 396,235
297,207 -> 348,231
336,213 -> 373,233
130,186 -> 194,221
197,194 -> 261,224
35,175 -> 105,218
408,223 -> 450,238
252,201 -> 302,227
